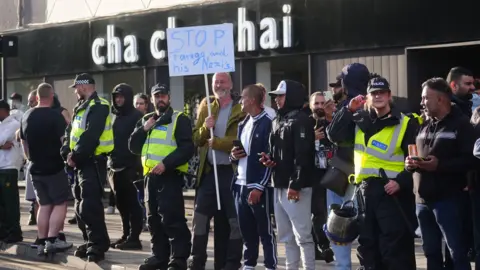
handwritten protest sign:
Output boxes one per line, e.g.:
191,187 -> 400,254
166,23 -> 235,77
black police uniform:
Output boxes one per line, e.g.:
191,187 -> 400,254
129,84 -> 193,270
61,74 -> 111,262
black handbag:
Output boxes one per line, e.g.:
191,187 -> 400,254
320,156 -> 354,197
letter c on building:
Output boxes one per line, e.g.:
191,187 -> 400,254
91,38 -> 106,65
150,30 -> 166,60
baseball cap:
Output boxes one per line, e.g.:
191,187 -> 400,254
151,83 -> 170,95
339,63 -> 370,96
329,79 -> 342,88
69,73 -> 95,88
268,80 -> 288,96
367,77 -> 390,93
9,92 -> 22,100
0,100 -> 10,111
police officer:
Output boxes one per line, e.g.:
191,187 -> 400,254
328,76 -> 418,270
129,84 -> 193,270
61,73 -> 113,262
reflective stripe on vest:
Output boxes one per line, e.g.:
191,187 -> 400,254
69,98 -> 114,155
353,115 -> 409,184
141,111 -> 188,174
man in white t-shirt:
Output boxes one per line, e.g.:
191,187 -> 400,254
230,84 -> 277,270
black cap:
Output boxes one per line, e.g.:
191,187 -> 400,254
0,100 -> 10,111
151,84 -> 170,95
367,77 -> 390,93
329,79 -> 342,88
9,92 -> 22,101
113,83 -> 133,94
69,73 -> 95,88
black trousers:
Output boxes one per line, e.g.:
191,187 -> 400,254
108,167 -> 143,241
357,179 -> 417,270
146,172 -> 191,265
0,169 -> 21,238
311,182 -> 330,250
73,157 -> 110,254
191,165 -> 242,270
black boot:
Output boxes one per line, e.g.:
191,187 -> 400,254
320,247 -> 334,263
138,256 -> 168,270
167,259 -> 187,270
87,252 -> 105,263
110,236 -> 127,249
116,238 -> 142,250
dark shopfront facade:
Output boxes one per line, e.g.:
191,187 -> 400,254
2,0 -> 480,114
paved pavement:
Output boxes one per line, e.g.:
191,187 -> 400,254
6,182 -> 469,269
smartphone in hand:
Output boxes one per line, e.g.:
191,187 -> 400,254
233,139 -> 244,150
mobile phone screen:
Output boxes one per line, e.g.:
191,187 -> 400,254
323,91 -> 334,101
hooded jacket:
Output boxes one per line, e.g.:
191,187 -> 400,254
327,63 -> 370,165
413,105 -> 476,203
108,84 -> 143,169
0,113 -> 23,170
269,80 -> 315,190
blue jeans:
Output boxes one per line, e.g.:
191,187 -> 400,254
326,186 -> 355,270
416,195 -> 471,270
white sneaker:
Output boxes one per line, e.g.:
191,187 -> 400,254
106,206 -> 115,214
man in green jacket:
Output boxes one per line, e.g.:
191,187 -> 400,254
189,73 -> 245,270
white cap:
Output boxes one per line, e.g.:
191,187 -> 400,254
268,80 -> 287,96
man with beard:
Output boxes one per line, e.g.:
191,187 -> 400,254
445,67 -> 477,268
309,92 -> 335,263
61,73 -> 113,262
108,83 -> 144,250
190,72 -> 245,270
325,63 -> 371,270
406,77 -> 475,270
129,84 -> 193,270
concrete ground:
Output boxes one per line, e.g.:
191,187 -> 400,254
2,182 -> 471,269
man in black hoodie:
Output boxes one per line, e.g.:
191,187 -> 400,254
108,83 -> 144,250
406,77 -> 476,270
260,80 -> 316,269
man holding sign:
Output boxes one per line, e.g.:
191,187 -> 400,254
191,72 -> 245,270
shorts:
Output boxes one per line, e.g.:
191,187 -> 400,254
32,169 -> 70,206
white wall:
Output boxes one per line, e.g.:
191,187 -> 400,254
45,0 -> 225,24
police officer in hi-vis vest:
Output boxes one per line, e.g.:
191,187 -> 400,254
129,84 -> 193,270
328,76 -> 419,270
61,73 -> 113,262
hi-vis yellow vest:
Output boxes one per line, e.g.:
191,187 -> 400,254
141,111 -> 188,175
69,98 -> 114,155
353,115 -> 410,184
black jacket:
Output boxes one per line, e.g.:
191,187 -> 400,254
129,107 -> 194,174
269,82 -> 315,191
108,86 -> 143,169
61,92 -> 110,168
452,94 -> 473,118
413,105 -> 476,203
327,106 -> 418,192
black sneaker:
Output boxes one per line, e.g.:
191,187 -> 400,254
116,239 -> 142,250
74,244 -> 87,258
58,232 -> 66,242
320,248 -> 334,263
87,252 -> 104,263
139,256 -> 168,270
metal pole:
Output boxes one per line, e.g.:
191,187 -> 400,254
1,57 -> 6,100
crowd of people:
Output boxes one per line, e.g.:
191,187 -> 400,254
0,64 -> 479,270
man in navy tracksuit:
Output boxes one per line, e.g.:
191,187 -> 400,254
230,84 -> 277,270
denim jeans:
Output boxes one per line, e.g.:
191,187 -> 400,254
326,185 -> 355,270
416,195 -> 471,270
